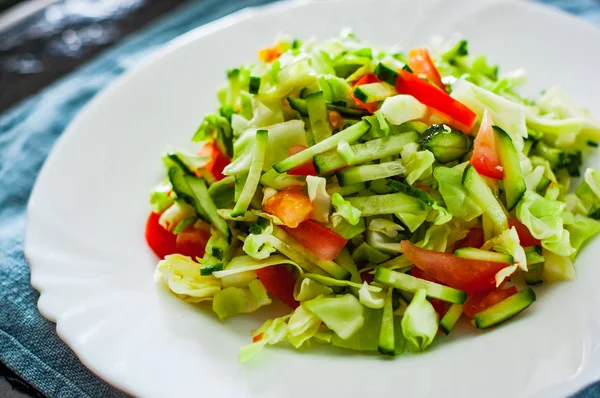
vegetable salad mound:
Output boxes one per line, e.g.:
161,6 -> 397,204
145,31 -> 600,360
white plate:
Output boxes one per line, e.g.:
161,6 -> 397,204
25,0 -> 600,397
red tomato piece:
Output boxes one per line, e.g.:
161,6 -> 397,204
263,186 -> 314,228
454,227 -> 485,250
463,286 -> 518,318
282,220 -> 347,261
508,219 -> 541,247
287,145 -> 317,176
145,212 -> 178,259
395,69 -> 477,133
255,265 -> 299,309
351,73 -> 381,113
401,240 -> 507,295
470,110 -> 503,179
197,141 -> 230,181
408,48 -> 445,91
174,225 -> 211,259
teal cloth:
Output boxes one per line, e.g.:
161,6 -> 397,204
0,0 -> 598,397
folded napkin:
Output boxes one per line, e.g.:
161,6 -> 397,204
0,0 -> 598,397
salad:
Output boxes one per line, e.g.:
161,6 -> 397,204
146,31 -> 600,360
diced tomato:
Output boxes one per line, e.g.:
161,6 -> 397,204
282,220 -> 347,261
252,332 -> 265,343
411,267 -> 446,317
255,265 -> 299,309
463,286 -> 518,318
351,73 -> 381,113
197,141 -> 230,181
508,219 -> 541,247
454,227 -> 485,250
395,69 -> 477,133
401,240 -> 507,295
258,45 -> 284,63
174,224 -> 211,259
145,212 -> 210,259
408,48 -> 445,91
328,110 -> 345,130
287,145 -> 317,176
470,110 -> 503,179
145,212 -> 178,259
263,186 -> 314,228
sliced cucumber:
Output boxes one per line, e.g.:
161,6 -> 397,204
231,130 -> 268,217
493,126 -> 526,210
287,97 -> 368,119
473,287 -> 536,329
440,304 -> 463,335
454,248 -> 513,264
336,161 -> 406,186
523,263 -> 544,285
524,246 -> 545,266
462,164 -> 508,231
374,62 -> 398,86
234,173 -> 247,202
420,124 -> 472,164
273,120 -> 370,173
326,181 -> 367,196
347,191 -> 426,217
184,176 -> 231,242
386,179 -> 434,206
306,91 -> 332,143
249,76 -> 261,94
353,82 -> 396,103
375,268 -> 467,304
314,131 -> 419,174
287,97 -> 308,116
378,288 -> 395,356
168,166 -> 210,221
272,226 -> 350,280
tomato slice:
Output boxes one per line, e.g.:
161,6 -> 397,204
174,225 -> 211,259
282,220 -> 347,261
287,145 -> 317,176
453,227 -> 485,250
145,212 -> 178,259
351,73 -> 381,113
470,110 -> 503,179
411,267 -> 446,316
401,240 -> 507,295
463,286 -> 518,318
408,48 -> 445,91
258,45 -> 284,63
255,265 -> 299,309
395,69 -> 477,133
198,141 -> 230,181
508,219 -> 541,246
263,186 -> 314,228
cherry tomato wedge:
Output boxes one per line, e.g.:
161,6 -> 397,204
287,145 -> 317,176
351,73 -> 381,113
263,186 -> 314,228
453,227 -> 485,250
197,141 -> 230,181
395,69 -> 477,133
408,48 -> 445,91
282,220 -> 347,261
463,286 -> 518,318
470,110 -> 503,179
401,240 -> 507,295
174,225 -> 211,259
255,265 -> 299,309
145,212 -> 178,259
509,219 -> 541,246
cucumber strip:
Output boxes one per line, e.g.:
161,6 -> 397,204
493,126 -> 526,210
524,246 -> 545,265
353,82 -> 396,103
304,273 -> 380,292
326,103 -> 369,119
168,167 -> 210,221
287,97 -> 308,116
462,164 -> 508,231
314,131 -> 420,174
260,169 -> 305,190
378,288 -> 395,356
234,173 -> 247,202
420,124 -> 472,164
473,287 -> 536,329
231,130 -> 268,217
306,91 -> 332,143
263,234 -> 325,276
208,175 -> 235,208
240,91 -> 253,119
440,304 -> 463,334
374,62 -> 398,86
375,268 -> 467,304
386,179 -> 434,206
165,152 -> 207,176
199,257 -> 224,276
249,76 -> 261,95
524,264 -> 544,285
272,226 -> 350,280
273,120 -> 371,173
347,192 -> 426,217
336,161 -> 406,187
326,181 -> 368,196
184,176 -> 231,242
454,248 -> 513,264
